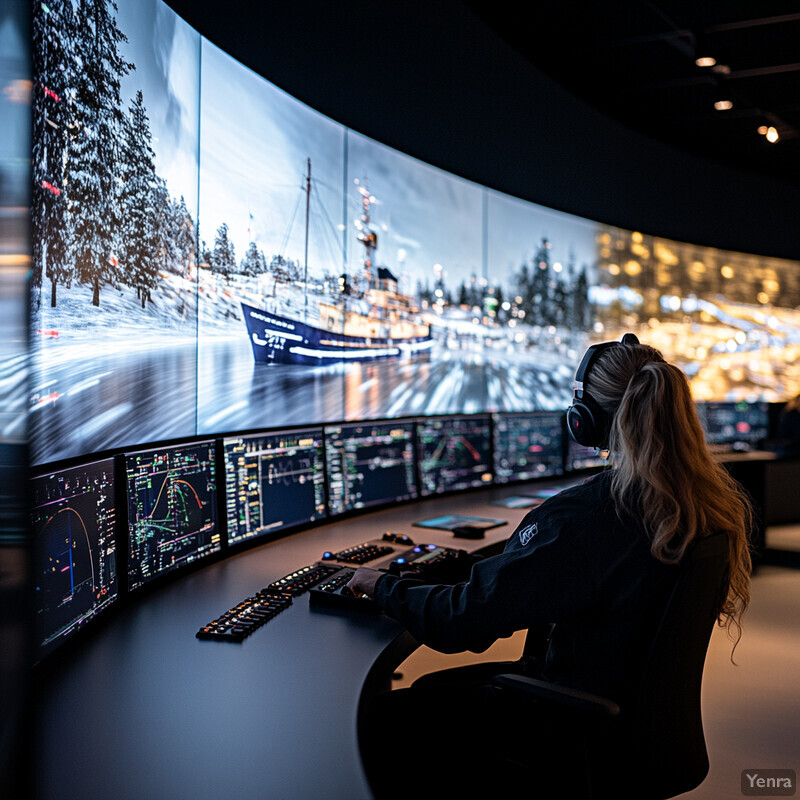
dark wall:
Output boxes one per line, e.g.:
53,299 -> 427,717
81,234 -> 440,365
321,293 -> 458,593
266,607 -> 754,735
164,0 -> 800,263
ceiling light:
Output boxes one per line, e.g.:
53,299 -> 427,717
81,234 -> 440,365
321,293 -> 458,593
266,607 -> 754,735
765,126 -> 779,143
714,100 -> 732,111
695,56 -> 716,68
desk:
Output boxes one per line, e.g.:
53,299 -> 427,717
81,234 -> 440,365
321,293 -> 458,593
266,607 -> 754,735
35,480 -> 567,800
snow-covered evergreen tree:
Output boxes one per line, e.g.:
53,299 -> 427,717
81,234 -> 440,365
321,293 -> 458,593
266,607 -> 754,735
118,89 -> 160,308
241,241 -> 265,277
530,237 -> 553,325
571,266 -> 592,331
170,195 -> 197,278
151,175 -> 173,274
32,0 -> 79,308
199,239 -> 211,267
69,0 -> 134,307
211,223 -> 236,283
514,261 -> 531,317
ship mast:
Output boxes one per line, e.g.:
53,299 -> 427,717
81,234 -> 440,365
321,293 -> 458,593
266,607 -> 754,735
356,180 -> 379,295
304,157 -> 310,321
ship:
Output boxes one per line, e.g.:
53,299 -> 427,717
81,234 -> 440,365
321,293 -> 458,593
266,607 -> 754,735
242,161 -> 433,366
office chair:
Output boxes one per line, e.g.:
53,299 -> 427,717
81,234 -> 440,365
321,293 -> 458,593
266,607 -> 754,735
489,532 -> 730,800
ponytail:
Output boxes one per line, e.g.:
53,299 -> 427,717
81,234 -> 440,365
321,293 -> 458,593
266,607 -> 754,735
587,344 -> 752,648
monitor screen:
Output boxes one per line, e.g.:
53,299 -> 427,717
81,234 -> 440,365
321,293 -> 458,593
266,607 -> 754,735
566,436 -> 608,472
125,440 -> 221,591
416,415 -> 493,495
30,458 -> 118,660
223,428 -> 327,544
698,401 -> 769,450
325,421 -> 418,514
493,411 -> 564,482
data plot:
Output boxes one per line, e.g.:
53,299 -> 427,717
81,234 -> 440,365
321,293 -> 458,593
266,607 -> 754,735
223,429 -> 326,545
416,416 -> 493,495
493,411 -> 565,482
325,421 -> 417,515
126,441 -> 220,590
31,459 -> 118,660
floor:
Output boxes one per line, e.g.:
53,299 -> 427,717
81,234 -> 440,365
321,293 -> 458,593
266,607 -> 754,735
392,524 -> 800,798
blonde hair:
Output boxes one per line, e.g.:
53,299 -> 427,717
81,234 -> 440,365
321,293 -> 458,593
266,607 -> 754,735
586,342 -> 752,647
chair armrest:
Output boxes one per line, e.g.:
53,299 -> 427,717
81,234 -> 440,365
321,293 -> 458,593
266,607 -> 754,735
491,673 -> 621,719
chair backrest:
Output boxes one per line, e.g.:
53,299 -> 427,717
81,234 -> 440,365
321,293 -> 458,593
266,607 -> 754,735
620,532 -> 730,799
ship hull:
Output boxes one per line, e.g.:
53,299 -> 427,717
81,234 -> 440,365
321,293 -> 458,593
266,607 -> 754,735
242,302 -> 434,365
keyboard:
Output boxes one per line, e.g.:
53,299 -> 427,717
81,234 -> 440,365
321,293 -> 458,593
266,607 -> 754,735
308,567 -> 379,612
196,591 -> 293,642
196,563 -> 341,642
388,544 -> 480,582
265,562 -> 341,596
321,542 -> 395,565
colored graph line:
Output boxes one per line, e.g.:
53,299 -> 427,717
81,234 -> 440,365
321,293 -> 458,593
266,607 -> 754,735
43,507 -> 96,594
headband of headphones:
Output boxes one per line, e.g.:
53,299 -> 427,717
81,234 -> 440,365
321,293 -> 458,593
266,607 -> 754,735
566,333 -> 640,448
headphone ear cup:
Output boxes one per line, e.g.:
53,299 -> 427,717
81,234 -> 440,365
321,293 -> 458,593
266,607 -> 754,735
567,398 -> 607,447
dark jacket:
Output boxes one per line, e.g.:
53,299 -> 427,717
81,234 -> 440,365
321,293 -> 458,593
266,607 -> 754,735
374,470 -> 680,705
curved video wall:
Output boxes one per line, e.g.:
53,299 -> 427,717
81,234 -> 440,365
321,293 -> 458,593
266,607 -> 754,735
27,0 -> 800,671
30,0 -> 800,469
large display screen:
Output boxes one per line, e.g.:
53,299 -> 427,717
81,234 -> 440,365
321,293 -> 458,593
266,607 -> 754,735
223,428 -> 326,544
325,420 -> 417,514
29,0 -> 800,470
493,411 -> 564,482
30,458 -> 118,660
125,440 -> 220,590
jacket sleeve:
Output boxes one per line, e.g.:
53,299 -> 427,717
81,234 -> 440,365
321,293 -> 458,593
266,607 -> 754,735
372,512 -> 598,654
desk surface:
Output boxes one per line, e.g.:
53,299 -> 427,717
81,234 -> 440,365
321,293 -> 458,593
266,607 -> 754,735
35,480 -> 570,800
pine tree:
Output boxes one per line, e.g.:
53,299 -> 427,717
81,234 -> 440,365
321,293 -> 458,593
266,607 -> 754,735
211,223 -> 236,283
118,90 -> 160,308
514,261 -> 531,317
32,0 -> 79,308
494,284 -> 505,322
199,240 -> 211,267
69,0 -> 133,307
241,241 -> 264,277
171,196 -> 197,279
572,267 -> 592,331
151,176 -> 172,275
531,237 -> 552,326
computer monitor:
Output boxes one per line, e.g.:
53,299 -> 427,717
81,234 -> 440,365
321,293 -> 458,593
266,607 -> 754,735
566,436 -> 608,472
325,420 -> 418,514
223,428 -> 327,544
125,440 -> 221,591
698,401 -> 769,451
30,458 -> 118,661
492,411 -> 564,482
416,415 -> 493,495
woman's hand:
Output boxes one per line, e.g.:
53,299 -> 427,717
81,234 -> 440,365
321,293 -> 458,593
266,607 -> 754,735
346,566 -> 384,598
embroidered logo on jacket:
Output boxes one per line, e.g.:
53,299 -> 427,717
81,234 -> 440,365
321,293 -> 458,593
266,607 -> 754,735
518,522 -> 538,546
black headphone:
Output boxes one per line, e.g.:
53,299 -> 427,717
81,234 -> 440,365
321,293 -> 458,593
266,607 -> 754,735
566,333 -> 640,448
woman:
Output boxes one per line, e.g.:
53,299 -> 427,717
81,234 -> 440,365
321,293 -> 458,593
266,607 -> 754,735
348,335 -> 752,795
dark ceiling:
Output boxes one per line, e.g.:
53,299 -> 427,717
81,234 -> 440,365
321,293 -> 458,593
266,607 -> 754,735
464,0 -> 800,186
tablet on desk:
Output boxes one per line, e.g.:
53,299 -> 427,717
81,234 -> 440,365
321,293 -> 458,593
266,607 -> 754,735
413,514 -> 507,533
